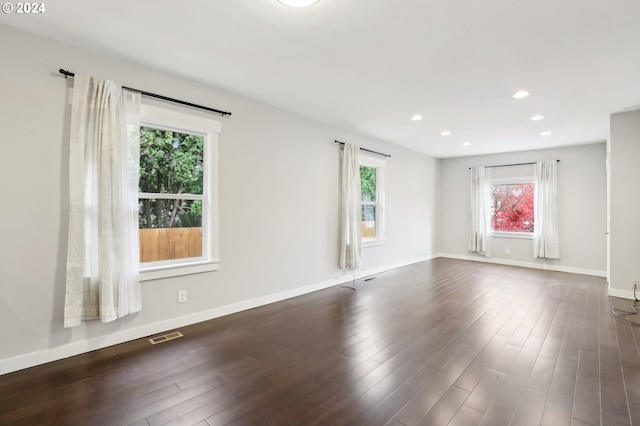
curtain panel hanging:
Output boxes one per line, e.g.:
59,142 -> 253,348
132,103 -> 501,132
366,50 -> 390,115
64,74 -> 142,328
468,166 -> 491,256
533,160 -> 560,259
339,143 -> 362,269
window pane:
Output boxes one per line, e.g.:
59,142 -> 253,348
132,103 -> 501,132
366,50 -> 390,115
491,183 -> 535,233
360,166 -> 376,202
139,127 -> 204,194
139,199 -> 202,262
139,199 -> 202,229
362,204 -> 376,238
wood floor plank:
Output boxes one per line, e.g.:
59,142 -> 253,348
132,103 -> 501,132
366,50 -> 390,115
599,343 -> 631,426
417,384 -> 469,425
503,335 -> 545,392
448,404 -> 484,426
477,386 -> 521,426
96,377 -> 226,425
463,369 -> 507,414
490,342 -> 521,374
572,348 -> 600,424
307,372 -> 407,426
393,349 -> 476,425
526,356 -> 556,392
454,334 -> 508,392
510,387 -> 547,426
351,363 -> 438,425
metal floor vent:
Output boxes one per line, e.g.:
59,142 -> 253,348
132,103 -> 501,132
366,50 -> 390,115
148,331 -> 183,345
363,277 -> 376,282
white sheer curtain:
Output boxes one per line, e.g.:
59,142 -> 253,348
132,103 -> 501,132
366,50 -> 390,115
533,160 -> 560,259
339,143 -> 362,269
468,166 -> 491,256
64,74 -> 142,328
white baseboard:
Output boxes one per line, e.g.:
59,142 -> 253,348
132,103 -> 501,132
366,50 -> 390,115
437,253 -> 607,278
0,254 -> 437,376
336,255 -> 437,285
608,287 -> 636,300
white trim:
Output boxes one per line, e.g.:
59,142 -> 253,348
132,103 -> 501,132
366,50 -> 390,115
337,255 -> 437,284
363,239 -> 385,248
437,253 -> 606,277
608,287 -> 636,300
138,103 -> 220,276
359,153 -> 386,169
140,259 -> 220,281
0,254 -> 437,376
138,193 -> 203,200
140,104 -> 221,134
491,232 -> 533,240
491,176 -> 534,185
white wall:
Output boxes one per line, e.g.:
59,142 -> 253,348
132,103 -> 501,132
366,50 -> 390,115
609,110 -> 640,299
438,144 -> 607,276
0,24 -> 439,374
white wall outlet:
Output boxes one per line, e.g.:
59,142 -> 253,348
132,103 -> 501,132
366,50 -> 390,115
177,290 -> 187,303
505,249 -> 511,255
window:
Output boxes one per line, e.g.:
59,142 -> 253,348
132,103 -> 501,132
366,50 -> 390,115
360,155 -> 385,245
490,182 -> 535,235
138,104 -> 220,280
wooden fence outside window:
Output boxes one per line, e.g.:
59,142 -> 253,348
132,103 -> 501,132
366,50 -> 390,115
139,227 -> 202,263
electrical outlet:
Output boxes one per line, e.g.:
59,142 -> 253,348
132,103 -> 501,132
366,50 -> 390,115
505,249 -> 511,256
177,290 -> 187,303
634,281 -> 639,290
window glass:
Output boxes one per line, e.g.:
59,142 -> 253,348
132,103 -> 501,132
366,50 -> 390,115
491,183 -> 535,233
361,205 -> 376,238
361,166 -> 376,202
139,127 -> 203,195
359,159 -> 384,244
360,166 -> 377,239
138,127 -> 205,263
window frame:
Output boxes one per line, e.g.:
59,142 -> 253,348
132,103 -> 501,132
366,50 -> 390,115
489,176 -> 535,240
360,154 -> 386,247
138,103 -> 220,281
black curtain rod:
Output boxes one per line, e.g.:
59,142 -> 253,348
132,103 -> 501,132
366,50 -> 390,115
469,160 -> 559,170
59,69 -> 232,117
334,140 -> 391,158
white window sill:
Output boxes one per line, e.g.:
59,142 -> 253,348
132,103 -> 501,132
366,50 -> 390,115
363,239 -> 385,248
140,259 -> 220,281
491,232 -> 533,240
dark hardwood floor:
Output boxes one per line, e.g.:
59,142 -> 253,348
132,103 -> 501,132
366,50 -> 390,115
1,258 -> 639,425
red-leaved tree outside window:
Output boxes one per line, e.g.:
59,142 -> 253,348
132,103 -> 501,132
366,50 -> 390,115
491,183 -> 535,233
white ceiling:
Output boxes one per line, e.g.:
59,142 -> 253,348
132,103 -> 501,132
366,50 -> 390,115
2,0 -> 640,158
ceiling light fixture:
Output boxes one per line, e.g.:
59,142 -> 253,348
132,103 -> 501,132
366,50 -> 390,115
441,130 -> 451,136
411,115 -> 423,121
462,141 -> 471,147
531,115 -> 544,121
512,90 -> 530,99
540,131 -> 551,136
277,0 -> 319,7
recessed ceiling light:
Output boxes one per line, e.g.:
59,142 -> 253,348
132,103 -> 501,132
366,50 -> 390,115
462,141 -> 471,147
441,130 -> 451,136
531,115 -> 544,121
277,0 -> 319,7
540,131 -> 551,136
411,115 -> 423,121
512,90 -> 530,99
